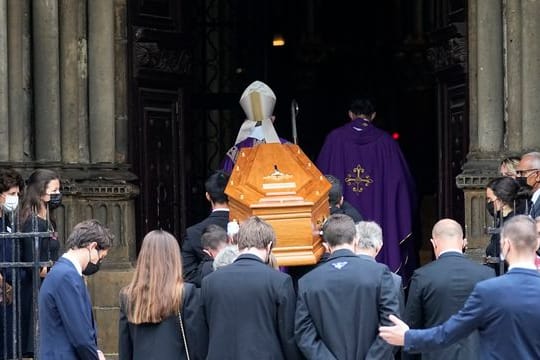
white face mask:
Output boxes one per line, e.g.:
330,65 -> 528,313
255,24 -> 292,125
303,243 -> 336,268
2,194 -> 18,212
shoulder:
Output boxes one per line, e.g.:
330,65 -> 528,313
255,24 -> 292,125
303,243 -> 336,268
41,261 -> 82,293
323,123 -> 349,141
471,276 -> 501,296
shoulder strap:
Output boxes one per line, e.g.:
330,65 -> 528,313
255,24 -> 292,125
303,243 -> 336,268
179,283 -> 191,360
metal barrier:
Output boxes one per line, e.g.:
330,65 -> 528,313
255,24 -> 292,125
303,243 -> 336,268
0,215 -> 54,360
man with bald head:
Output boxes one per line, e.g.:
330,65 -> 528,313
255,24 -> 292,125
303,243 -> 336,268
516,151 -> 540,218
381,216 -> 540,358
403,219 -> 494,360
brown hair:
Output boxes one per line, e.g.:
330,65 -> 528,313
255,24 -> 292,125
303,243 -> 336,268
19,169 -> 60,224
0,168 -> 24,194
237,216 -> 275,250
123,230 -> 183,324
65,219 -> 114,250
322,214 -> 356,247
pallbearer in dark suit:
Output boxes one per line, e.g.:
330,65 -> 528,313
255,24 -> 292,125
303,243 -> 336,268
295,214 -> 399,360
404,219 -> 494,360
355,220 -> 405,316
201,216 -> 301,360
380,215 -> 540,359
38,220 -> 113,360
182,171 -> 230,285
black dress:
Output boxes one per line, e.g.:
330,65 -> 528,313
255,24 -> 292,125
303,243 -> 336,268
485,211 -> 515,276
20,215 -> 59,355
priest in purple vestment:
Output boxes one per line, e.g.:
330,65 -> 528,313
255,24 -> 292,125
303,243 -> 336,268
220,81 -> 288,174
316,98 -> 417,284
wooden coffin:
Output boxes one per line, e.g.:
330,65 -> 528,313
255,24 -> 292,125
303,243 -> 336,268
225,143 -> 331,266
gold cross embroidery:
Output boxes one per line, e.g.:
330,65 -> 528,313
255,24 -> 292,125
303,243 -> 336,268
345,165 -> 373,193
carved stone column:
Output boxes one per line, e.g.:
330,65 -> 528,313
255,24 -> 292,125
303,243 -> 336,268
33,0 -> 61,161
521,0 -> 540,150
476,0 -> 504,154
115,0 -> 128,163
7,0 -> 24,161
88,0 -> 115,163
459,0 -> 540,262
457,0 -> 505,261
0,0 -> 7,161
59,0 -> 89,163
505,0 -> 522,153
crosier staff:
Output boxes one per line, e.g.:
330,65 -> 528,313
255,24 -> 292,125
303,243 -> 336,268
291,99 -> 299,145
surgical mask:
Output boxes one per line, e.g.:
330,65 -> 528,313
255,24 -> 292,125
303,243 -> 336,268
2,195 -> 18,212
48,193 -> 62,210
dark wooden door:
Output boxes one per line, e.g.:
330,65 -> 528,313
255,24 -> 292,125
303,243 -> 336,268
128,0 -> 192,247
428,1 -> 469,223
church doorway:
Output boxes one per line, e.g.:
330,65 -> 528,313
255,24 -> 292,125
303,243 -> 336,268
128,0 -> 468,259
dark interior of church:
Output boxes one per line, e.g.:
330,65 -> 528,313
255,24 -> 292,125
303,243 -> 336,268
128,0 -> 468,253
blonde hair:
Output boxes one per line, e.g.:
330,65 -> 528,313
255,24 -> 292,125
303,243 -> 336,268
122,230 -> 183,324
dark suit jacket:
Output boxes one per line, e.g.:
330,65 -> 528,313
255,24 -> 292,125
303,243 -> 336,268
330,201 -> 363,223
118,283 -> 207,360
38,257 -> 99,360
182,210 -> 229,284
201,254 -> 301,360
295,249 -> 399,360
405,268 -> 540,359
193,255 -> 215,287
357,254 -> 405,316
404,251 -> 494,360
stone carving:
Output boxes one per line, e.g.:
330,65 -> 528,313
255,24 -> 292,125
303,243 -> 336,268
134,41 -> 191,76
427,37 -> 466,71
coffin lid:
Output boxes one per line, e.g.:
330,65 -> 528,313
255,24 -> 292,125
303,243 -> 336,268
225,143 -> 331,207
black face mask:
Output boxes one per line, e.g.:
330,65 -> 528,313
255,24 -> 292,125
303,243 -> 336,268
516,176 -> 529,188
83,248 -> 102,276
48,193 -> 62,210
486,202 -> 496,217
83,259 -> 102,276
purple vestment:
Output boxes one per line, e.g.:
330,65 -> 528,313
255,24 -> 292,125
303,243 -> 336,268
220,137 -> 289,174
316,118 -> 417,282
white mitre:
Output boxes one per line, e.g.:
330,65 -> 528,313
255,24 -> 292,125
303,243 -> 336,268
234,81 -> 280,144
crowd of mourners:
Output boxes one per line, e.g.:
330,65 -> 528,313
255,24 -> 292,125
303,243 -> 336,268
2,151 -> 540,360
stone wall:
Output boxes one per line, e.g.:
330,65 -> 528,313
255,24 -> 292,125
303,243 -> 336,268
0,0 -> 136,357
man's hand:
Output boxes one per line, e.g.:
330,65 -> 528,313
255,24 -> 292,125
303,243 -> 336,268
98,350 -> 106,360
379,314 -> 409,346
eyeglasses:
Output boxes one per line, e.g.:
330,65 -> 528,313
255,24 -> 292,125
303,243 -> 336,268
516,168 -> 539,177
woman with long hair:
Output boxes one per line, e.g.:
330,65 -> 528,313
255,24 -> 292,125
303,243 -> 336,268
485,176 -> 529,275
119,230 -> 207,360
19,168 -> 62,356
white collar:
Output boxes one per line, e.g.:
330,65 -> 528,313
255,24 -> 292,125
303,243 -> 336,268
62,252 -> 83,276
508,262 -> 537,271
438,249 -> 463,256
212,208 -> 230,212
